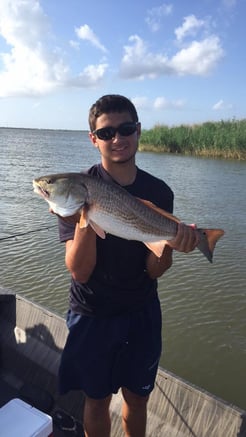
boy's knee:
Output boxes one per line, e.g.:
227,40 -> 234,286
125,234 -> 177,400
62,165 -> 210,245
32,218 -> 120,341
122,387 -> 149,408
85,394 -> 112,414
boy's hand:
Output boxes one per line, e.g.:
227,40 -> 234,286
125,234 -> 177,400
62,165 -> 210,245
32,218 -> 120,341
167,222 -> 199,253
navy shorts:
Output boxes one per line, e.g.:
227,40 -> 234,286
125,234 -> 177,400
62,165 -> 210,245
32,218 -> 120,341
59,296 -> 162,399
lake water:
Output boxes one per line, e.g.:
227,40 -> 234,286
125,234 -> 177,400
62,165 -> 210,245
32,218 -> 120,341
0,127 -> 245,410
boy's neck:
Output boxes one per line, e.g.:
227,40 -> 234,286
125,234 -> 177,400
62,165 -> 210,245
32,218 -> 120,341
101,161 -> 137,186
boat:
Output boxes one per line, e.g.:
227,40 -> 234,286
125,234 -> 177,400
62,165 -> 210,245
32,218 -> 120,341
0,287 -> 245,436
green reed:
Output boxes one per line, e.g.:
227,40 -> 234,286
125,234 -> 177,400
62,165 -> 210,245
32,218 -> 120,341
139,119 -> 246,160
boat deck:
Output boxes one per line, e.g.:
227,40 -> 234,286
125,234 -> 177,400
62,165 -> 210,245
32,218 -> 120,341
0,290 -> 245,437
0,372 -> 84,436
1,365 -> 246,437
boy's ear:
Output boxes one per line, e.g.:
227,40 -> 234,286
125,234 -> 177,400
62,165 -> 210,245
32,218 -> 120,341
89,132 -> 98,147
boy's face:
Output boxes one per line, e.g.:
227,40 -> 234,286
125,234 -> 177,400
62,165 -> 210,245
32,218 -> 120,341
89,111 -> 141,166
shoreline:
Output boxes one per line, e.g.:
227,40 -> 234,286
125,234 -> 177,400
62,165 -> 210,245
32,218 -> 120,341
138,144 -> 245,160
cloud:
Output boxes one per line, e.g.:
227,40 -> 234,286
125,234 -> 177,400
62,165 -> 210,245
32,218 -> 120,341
0,0 -> 107,97
170,36 -> 224,76
75,24 -> 108,53
153,97 -> 185,110
175,15 -> 206,42
120,35 -> 171,79
69,40 -> 80,50
131,96 -> 149,110
67,63 -> 108,87
120,34 -> 224,79
0,0 -> 51,48
145,3 -> 173,32
132,96 -> 185,112
212,99 -> 233,110
0,0 -> 64,96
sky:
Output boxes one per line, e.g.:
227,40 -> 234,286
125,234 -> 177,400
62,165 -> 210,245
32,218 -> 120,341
0,0 -> 245,130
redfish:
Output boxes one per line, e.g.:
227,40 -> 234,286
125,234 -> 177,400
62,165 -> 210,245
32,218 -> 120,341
33,172 -> 224,262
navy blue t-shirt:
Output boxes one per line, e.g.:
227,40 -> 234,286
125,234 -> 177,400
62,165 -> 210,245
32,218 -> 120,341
58,164 -> 174,316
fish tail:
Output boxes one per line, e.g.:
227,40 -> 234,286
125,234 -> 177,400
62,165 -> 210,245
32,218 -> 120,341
197,228 -> 225,263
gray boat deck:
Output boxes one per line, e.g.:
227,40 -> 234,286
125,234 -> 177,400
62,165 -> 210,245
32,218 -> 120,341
0,289 -> 245,436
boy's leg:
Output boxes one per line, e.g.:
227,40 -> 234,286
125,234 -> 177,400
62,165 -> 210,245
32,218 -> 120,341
83,394 -> 112,437
121,387 -> 149,437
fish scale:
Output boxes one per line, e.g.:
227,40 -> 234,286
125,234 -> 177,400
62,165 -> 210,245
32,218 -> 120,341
90,198 -> 177,240
85,176 -> 178,238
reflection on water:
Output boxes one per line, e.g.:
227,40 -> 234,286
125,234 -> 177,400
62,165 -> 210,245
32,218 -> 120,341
0,128 -> 245,410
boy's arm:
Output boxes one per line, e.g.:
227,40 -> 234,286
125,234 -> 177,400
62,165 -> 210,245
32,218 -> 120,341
146,244 -> 173,279
65,224 -> 97,283
56,210 -> 97,283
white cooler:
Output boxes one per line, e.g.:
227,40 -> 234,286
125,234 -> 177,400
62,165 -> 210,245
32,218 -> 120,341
0,398 -> 53,437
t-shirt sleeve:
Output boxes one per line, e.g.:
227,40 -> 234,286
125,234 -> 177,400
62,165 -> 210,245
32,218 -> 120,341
58,216 -> 76,243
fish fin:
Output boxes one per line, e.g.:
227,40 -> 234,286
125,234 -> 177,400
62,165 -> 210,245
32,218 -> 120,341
89,220 -> 106,239
137,198 -> 180,224
197,228 -> 225,263
79,206 -> 106,238
144,241 -> 167,258
79,211 -> 106,239
79,208 -> 89,229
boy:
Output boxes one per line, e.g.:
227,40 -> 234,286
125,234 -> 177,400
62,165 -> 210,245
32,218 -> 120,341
58,95 -> 198,437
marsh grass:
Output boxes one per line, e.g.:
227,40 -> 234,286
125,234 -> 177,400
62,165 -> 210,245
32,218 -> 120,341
139,119 -> 246,160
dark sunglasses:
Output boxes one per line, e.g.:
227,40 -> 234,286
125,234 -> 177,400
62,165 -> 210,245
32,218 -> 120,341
93,122 -> 138,141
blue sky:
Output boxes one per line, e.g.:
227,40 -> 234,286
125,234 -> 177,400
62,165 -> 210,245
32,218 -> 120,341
0,0 -> 245,130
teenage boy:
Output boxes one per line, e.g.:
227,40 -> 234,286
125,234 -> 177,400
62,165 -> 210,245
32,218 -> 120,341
58,94 -> 198,437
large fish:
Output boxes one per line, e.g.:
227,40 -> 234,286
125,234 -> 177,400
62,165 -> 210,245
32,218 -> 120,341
33,172 -> 224,262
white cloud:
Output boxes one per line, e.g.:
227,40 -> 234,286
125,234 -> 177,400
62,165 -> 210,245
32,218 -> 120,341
120,34 -> 224,79
0,0 -> 64,96
145,3 -> 173,32
120,35 -> 170,79
0,0 -> 107,97
131,96 -> 149,110
69,40 -> 80,50
170,36 -> 224,76
67,63 -> 108,87
132,96 -> 185,113
212,99 -> 233,110
0,0 -> 51,48
75,24 -> 108,53
175,15 -> 206,42
153,97 -> 185,110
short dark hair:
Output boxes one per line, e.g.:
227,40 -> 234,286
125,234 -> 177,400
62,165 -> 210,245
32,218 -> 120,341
88,94 -> 139,131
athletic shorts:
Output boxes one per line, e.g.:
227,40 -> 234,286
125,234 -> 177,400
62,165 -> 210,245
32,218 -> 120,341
58,296 -> 162,399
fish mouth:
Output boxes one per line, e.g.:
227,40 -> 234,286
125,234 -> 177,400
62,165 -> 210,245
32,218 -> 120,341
34,183 -> 50,199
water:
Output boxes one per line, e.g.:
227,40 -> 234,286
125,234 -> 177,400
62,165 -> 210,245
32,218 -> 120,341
0,127 -> 245,410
